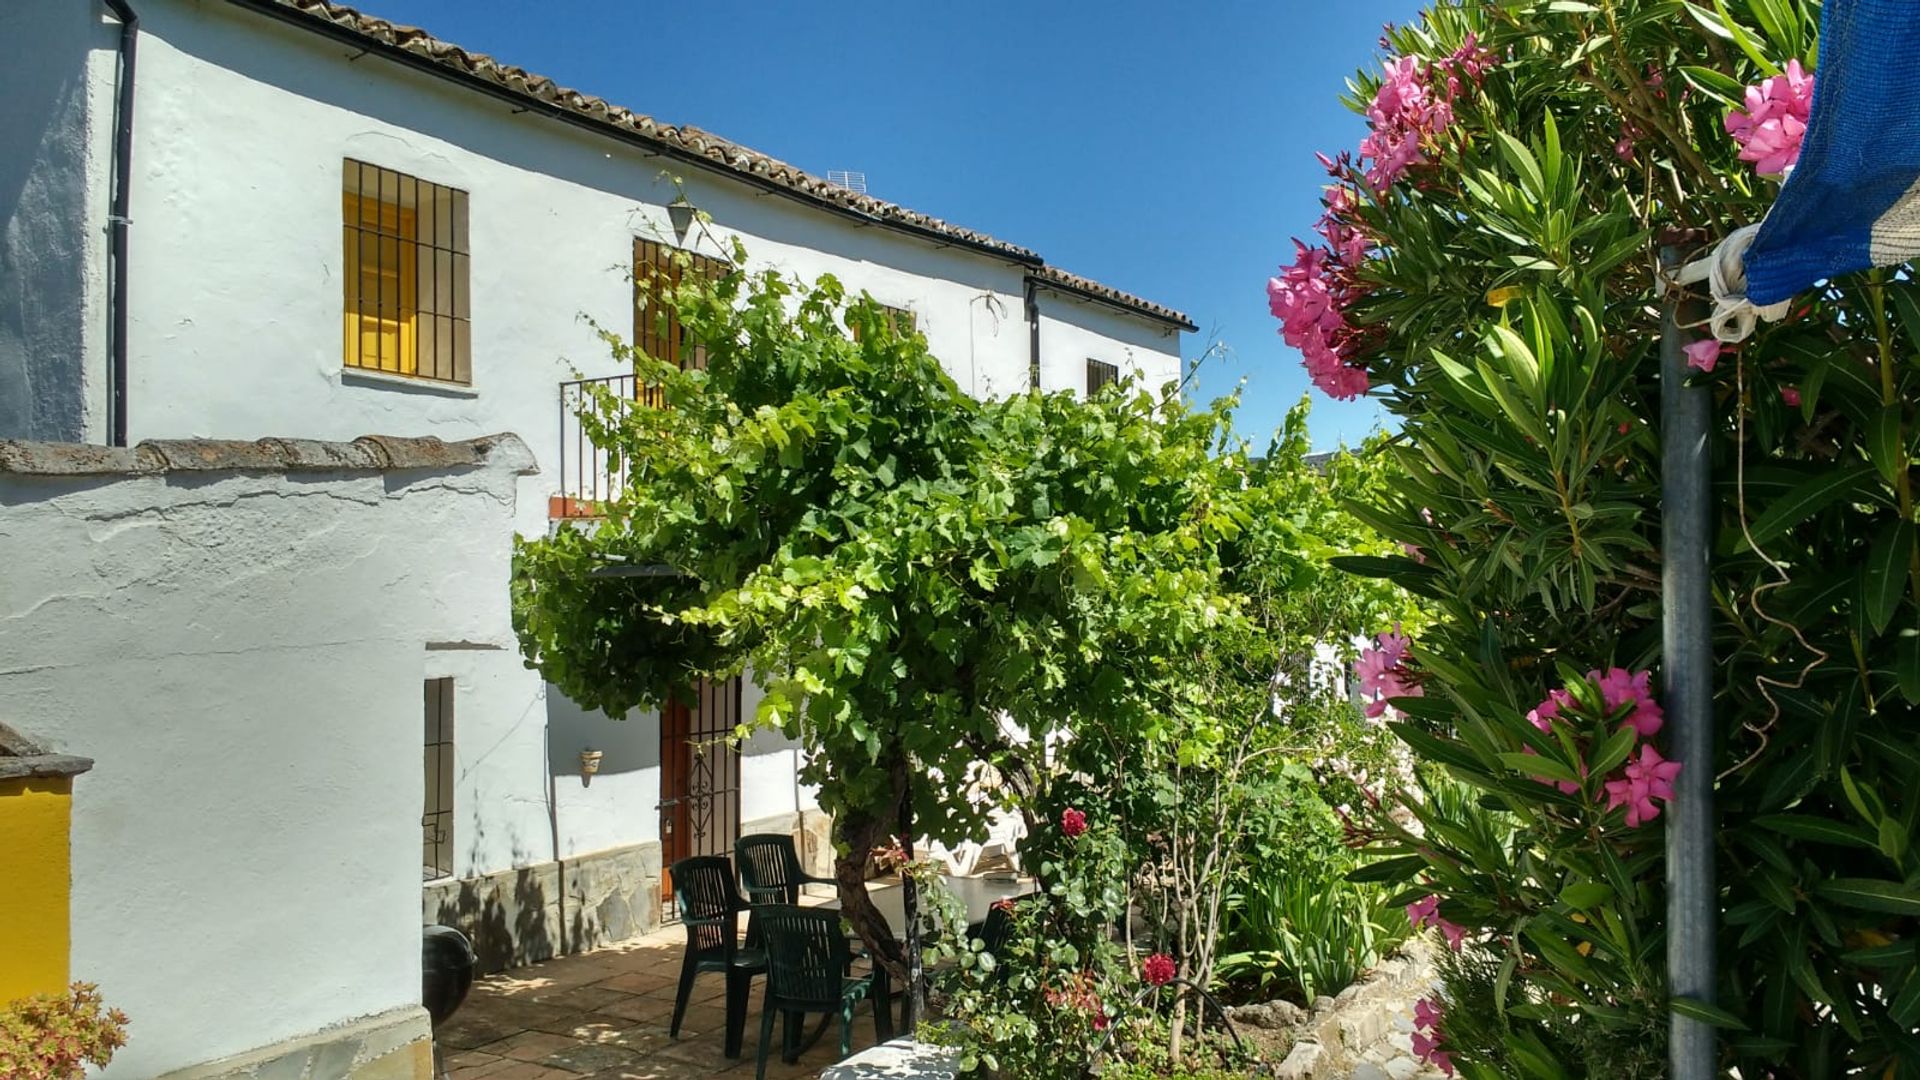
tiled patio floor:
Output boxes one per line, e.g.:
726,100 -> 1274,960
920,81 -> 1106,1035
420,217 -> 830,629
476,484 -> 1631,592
435,920 -> 891,1080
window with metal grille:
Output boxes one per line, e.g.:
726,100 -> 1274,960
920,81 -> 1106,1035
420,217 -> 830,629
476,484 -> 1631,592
851,304 -> 916,342
1086,358 -> 1121,395
343,160 -> 470,383
633,238 -> 726,405
422,678 -> 455,881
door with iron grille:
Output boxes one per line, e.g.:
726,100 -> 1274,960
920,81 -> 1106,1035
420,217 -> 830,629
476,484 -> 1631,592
658,676 -> 742,916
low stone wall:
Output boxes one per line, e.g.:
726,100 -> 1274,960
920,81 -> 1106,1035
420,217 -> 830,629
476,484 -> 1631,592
424,841 -> 662,974
154,1005 -> 432,1080
741,808 -> 836,878
1226,937 -> 1441,1080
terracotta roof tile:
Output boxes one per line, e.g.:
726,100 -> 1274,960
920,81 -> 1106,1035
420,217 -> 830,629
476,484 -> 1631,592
224,0 -> 1192,329
1029,267 -> 1197,331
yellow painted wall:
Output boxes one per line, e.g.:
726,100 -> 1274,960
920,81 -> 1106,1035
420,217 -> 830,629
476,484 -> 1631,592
0,777 -> 72,1002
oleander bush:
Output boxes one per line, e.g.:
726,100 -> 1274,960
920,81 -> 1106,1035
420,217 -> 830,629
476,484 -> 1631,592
1274,1 -> 1920,1074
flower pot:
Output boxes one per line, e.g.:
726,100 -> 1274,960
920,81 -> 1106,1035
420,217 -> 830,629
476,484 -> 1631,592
579,749 -> 604,777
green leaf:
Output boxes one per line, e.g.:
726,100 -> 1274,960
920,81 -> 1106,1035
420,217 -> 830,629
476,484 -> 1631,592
1587,723 -> 1638,778
1753,814 -> 1879,851
1494,130 -> 1545,199
1865,521 -> 1915,634
1677,64 -> 1747,106
1898,628 -> 1920,705
1500,751 -> 1577,785
1889,969 -> 1920,1027
1743,464 -> 1878,546
1346,855 -> 1427,884
1813,878 -> 1920,916
1867,406 -> 1905,486
1559,882 -> 1613,909
1671,996 -> 1748,1030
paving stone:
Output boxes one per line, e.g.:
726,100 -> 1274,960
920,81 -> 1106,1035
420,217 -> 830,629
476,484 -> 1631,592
541,1042 -> 645,1073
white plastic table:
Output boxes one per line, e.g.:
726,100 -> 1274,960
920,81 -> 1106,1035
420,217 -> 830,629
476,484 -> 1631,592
826,873 -> 1032,936
816,1037 -> 959,1079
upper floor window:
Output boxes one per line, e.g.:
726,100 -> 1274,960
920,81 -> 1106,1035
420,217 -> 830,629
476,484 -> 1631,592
1086,358 -> 1120,396
343,160 -> 470,384
634,238 -> 726,405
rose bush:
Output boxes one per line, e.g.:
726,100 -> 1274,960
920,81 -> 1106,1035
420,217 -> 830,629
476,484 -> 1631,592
1276,1 -> 1920,1074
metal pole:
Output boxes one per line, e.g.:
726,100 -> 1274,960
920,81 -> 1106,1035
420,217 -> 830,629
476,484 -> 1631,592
898,795 -> 924,1034
1660,240 -> 1716,1079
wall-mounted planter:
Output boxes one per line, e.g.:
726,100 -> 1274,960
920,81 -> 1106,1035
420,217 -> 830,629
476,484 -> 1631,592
579,749 -> 604,778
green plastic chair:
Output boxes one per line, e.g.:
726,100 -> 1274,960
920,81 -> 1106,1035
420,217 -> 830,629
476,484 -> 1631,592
735,833 -> 835,908
753,904 -> 892,1080
668,855 -> 765,1058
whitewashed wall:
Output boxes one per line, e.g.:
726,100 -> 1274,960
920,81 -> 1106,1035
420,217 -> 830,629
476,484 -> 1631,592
1035,286 -> 1186,398
9,0 -> 1185,888
0,3 -> 112,441
0,436 -> 534,1078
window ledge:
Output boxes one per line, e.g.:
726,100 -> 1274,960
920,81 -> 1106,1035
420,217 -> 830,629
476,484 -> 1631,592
341,368 -> 479,399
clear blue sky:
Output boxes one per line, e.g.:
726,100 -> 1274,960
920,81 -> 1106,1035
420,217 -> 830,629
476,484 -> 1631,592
363,0 -> 1427,450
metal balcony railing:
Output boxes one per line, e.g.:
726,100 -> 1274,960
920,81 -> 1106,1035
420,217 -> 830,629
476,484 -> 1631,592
554,374 -> 660,518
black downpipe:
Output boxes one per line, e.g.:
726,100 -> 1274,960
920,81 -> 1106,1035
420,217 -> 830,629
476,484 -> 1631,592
1025,278 -> 1040,390
102,0 -> 138,447
1659,239 -> 1715,1080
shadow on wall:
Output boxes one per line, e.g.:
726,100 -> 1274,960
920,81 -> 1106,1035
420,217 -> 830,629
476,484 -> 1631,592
429,812 -> 558,974
0,4 -> 108,441
545,683 -> 656,780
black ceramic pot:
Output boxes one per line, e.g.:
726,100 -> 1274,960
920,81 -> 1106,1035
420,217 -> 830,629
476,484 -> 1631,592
422,924 -> 476,1028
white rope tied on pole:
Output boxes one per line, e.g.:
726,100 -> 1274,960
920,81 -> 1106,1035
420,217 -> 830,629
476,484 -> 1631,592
1669,223 -> 1794,342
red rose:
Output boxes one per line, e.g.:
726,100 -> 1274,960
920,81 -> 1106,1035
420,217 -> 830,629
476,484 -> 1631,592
1061,807 -> 1088,838
1142,952 -> 1177,987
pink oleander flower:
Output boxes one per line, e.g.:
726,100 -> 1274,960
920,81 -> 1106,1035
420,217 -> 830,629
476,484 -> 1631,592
1592,666 -> 1663,736
1406,895 -> 1467,951
1684,338 -> 1722,373
1726,59 -> 1814,176
1413,996 -> 1442,1032
1142,953 -> 1177,987
1604,744 -> 1682,827
1401,542 -> 1427,564
1781,385 -> 1802,407
1405,894 -> 1439,926
1413,1030 -> 1456,1075
1527,687 -> 1573,732
1355,626 -> 1423,717
1060,807 -> 1088,838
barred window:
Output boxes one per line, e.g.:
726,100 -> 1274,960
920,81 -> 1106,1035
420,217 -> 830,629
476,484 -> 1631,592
634,238 -> 726,402
422,678 -> 454,881
1086,358 -> 1120,395
343,160 -> 470,383
852,303 -> 916,342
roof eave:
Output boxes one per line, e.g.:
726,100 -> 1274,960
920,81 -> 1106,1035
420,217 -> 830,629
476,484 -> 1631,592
219,0 -> 1046,268
1030,274 -> 1197,333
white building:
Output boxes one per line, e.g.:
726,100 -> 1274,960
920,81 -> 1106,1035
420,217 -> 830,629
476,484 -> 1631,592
0,1 -> 1191,1074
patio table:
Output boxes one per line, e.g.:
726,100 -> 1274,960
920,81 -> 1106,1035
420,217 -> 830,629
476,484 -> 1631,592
826,873 -> 1034,936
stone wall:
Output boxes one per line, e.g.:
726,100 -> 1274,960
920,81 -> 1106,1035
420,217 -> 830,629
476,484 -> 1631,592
1227,937 -> 1444,1080
154,1006 -> 432,1080
425,841 -> 662,975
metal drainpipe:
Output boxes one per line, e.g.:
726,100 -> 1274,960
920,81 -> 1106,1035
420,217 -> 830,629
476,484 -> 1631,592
102,0 -> 139,447
1024,278 -> 1040,390
1659,239 -> 1716,1079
